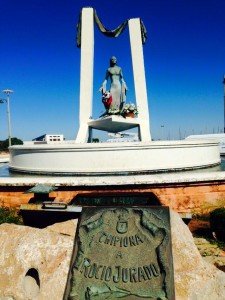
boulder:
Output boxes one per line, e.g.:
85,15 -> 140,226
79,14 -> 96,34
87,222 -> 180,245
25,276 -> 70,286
170,210 -> 225,299
0,220 -> 77,300
0,212 -> 224,300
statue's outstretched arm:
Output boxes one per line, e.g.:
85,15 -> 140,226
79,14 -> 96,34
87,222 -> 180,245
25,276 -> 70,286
121,79 -> 128,91
99,70 -> 109,93
120,69 -> 128,91
98,80 -> 107,93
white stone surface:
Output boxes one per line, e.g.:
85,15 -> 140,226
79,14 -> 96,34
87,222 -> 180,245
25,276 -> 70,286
128,18 -> 151,141
88,115 -> 141,133
75,8 -> 94,143
8,139 -> 220,175
0,172 -> 223,186
1,166 -> 225,187
186,133 -> 225,155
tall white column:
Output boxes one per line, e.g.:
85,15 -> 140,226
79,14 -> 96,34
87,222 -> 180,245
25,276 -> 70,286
223,75 -> 225,133
128,18 -> 151,141
76,8 -> 94,143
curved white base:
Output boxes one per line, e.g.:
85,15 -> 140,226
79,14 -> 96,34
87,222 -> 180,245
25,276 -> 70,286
9,140 -> 220,175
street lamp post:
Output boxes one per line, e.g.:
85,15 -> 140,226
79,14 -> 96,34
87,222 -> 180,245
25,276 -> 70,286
161,125 -> 164,141
1,89 -> 14,147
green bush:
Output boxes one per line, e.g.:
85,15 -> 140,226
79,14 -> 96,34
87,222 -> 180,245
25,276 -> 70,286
0,207 -> 23,225
210,207 -> 225,242
0,137 -> 23,151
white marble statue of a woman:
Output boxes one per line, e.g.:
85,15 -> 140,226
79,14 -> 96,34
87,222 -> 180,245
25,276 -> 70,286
99,56 -> 128,111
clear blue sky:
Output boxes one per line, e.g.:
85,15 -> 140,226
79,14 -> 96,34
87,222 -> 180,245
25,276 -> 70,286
0,0 -> 225,141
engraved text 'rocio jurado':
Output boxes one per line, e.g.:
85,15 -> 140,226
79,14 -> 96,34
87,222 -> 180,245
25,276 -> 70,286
65,207 -> 175,300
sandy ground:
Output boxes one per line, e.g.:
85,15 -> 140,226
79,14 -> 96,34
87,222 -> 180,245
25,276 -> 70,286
0,152 -> 9,163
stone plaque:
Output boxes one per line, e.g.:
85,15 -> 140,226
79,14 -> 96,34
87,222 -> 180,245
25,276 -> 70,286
64,207 -> 175,299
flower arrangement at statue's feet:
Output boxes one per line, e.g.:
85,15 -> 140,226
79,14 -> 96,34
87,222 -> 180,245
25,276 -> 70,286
121,103 -> 138,118
99,91 -> 117,117
100,91 -> 138,118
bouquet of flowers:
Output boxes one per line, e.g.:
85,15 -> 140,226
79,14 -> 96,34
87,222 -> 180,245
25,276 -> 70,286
101,91 -> 112,109
121,103 -> 138,117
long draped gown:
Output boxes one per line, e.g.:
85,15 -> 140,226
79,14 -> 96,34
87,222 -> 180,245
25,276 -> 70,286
100,66 -> 127,110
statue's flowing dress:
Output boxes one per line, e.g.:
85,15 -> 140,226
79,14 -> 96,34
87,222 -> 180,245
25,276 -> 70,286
101,66 -> 127,110
110,72 -> 122,109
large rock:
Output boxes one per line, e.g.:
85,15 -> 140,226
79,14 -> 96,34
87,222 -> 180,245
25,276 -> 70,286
0,212 -> 224,299
0,220 -> 77,300
170,210 -> 225,299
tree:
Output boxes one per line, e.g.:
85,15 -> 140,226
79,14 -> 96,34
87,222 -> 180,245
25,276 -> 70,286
92,138 -> 99,143
0,137 -> 23,151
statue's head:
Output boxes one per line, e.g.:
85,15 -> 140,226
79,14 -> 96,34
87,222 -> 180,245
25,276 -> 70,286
110,56 -> 117,66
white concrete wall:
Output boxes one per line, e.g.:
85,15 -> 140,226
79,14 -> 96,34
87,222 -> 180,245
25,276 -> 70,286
128,18 -> 151,141
9,140 -> 220,174
76,8 -> 94,143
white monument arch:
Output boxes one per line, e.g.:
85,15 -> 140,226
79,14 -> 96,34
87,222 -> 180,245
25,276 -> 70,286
8,7 -> 220,175
76,8 -> 151,143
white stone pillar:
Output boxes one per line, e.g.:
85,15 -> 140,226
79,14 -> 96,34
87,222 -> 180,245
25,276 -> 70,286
76,8 -> 94,143
128,18 -> 151,141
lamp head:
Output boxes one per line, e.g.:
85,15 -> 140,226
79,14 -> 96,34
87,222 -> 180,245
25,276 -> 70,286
2,89 -> 14,95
